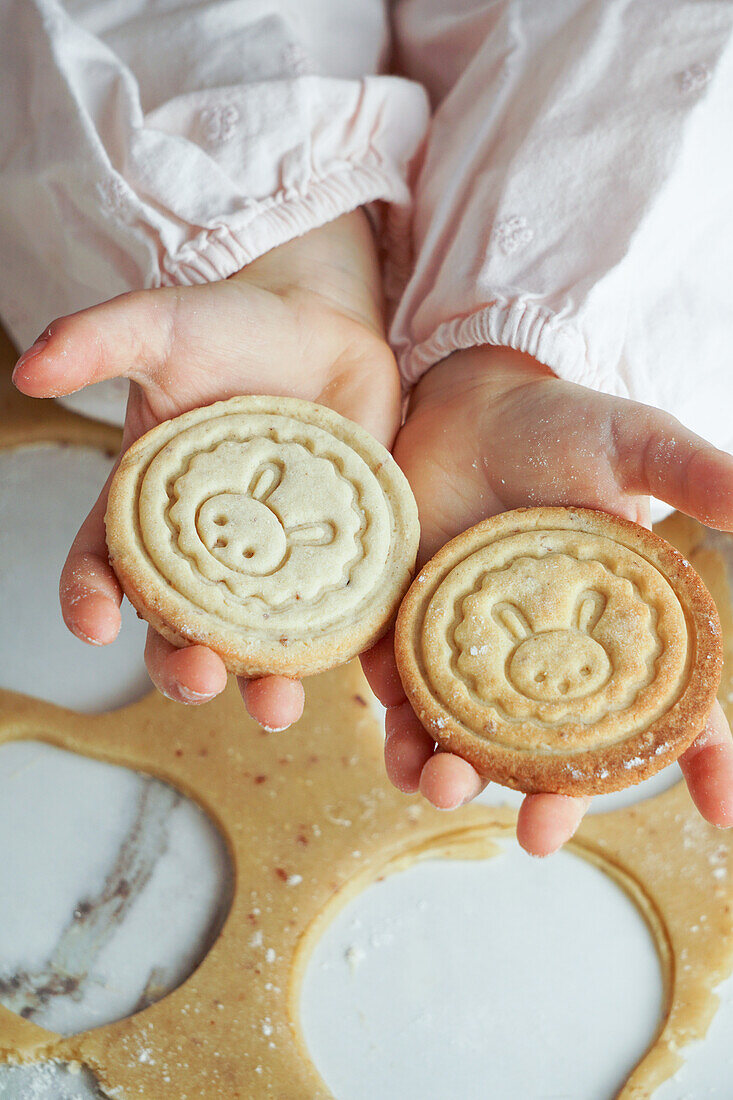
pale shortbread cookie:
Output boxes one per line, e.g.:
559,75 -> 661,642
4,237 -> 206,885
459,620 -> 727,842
105,396 -> 419,677
395,507 -> 722,795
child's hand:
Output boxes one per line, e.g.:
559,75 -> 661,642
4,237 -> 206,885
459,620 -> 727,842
362,345 -> 733,855
13,211 -> 400,730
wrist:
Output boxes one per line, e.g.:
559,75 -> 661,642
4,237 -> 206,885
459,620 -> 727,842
410,345 -> 554,414
229,210 -> 384,336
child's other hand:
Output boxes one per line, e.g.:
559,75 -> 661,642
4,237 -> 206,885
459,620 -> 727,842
13,211 -> 400,730
362,346 -> 733,854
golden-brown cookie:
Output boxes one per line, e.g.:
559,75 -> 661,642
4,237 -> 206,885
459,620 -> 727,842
105,396 -> 419,677
395,507 -> 722,795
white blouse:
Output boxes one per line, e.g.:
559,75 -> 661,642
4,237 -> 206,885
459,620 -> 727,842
2,0 -> 733,464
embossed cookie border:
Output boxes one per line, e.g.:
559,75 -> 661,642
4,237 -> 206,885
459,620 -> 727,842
105,395 -> 419,678
395,508 -> 723,796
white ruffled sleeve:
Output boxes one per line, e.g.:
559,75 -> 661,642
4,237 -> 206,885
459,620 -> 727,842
391,0 -> 733,452
0,0 -> 429,350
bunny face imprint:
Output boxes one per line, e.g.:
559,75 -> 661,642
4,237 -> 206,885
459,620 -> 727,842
496,592 -> 612,703
197,461 -> 334,577
199,491 -> 287,574
446,546 -> 671,735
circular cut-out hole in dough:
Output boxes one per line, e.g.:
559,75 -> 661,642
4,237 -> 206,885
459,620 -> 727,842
0,445 -> 149,712
301,844 -> 662,1100
0,740 -> 233,1037
0,1061 -> 107,1098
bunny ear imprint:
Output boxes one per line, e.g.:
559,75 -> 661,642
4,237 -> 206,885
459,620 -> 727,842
575,590 -> 606,635
286,522 -> 336,548
492,602 -> 532,642
248,460 -> 283,502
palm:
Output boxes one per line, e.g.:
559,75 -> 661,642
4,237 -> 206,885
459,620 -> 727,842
120,277 -> 399,448
395,371 -> 661,565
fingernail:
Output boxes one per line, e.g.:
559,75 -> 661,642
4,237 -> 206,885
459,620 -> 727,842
69,622 -> 104,646
260,722 -> 290,733
12,336 -> 50,381
175,685 -> 215,705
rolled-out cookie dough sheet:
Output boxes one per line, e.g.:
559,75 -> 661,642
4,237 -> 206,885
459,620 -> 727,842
0,326 -> 731,1099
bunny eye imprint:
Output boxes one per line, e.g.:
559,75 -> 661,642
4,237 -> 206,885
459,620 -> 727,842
395,508 -> 723,796
105,396 -> 419,678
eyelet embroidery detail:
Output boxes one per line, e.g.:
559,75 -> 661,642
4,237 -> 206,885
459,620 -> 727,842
678,62 -> 711,95
199,104 -> 241,146
282,43 -> 314,76
96,177 -> 131,220
494,214 -> 534,256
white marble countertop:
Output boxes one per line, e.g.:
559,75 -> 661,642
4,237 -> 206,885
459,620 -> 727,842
0,442 -> 731,1100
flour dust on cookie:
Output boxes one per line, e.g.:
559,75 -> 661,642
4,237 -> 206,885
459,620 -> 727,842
395,507 -> 722,796
105,396 -> 419,677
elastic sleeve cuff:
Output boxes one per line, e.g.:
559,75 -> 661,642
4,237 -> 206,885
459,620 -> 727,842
160,159 -> 416,287
135,74 -> 429,288
396,298 -> 629,399
0,67 -> 429,354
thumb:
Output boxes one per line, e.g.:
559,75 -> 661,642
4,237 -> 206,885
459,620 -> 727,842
12,288 -> 178,399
